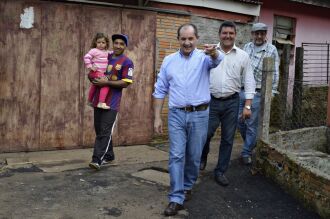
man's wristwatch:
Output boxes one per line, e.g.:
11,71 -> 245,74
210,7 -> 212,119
244,105 -> 251,110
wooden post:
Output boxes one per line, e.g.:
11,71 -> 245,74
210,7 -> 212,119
327,84 -> 330,127
327,84 -> 330,154
257,57 -> 275,142
292,47 -> 304,129
279,44 -> 290,129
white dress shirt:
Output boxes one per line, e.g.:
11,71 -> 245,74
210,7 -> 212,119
210,44 -> 256,99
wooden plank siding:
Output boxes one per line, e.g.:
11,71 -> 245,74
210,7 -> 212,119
116,9 -> 156,145
0,1 -> 42,151
79,5 -> 121,148
40,3 -> 81,150
0,0 -> 156,152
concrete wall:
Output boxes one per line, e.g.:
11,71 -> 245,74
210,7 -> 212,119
269,126 -> 328,153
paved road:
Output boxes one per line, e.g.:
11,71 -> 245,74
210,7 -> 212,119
0,143 -> 321,218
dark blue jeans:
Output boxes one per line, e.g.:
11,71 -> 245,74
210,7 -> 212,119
201,94 -> 239,176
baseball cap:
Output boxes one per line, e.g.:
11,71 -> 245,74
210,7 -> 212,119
251,23 -> 268,32
112,34 -> 128,46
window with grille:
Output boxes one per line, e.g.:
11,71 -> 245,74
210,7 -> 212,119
273,15 -> 296,60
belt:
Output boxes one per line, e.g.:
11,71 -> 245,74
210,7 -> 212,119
241,87 -> 261,92
211,92 -> 238,101
178,103 -> 209,112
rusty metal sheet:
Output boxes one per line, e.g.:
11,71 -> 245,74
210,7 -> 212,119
39,3 -> 81,150
0,1 -> 41,152
114,9 -> 156,145
79,5 -> 122,148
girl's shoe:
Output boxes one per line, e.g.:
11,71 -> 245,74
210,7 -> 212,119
97,102 -> 110,109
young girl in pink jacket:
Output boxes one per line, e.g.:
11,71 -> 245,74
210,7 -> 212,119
84,33 -> 111,109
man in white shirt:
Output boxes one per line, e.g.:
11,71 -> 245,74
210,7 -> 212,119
200,21 -> 256,186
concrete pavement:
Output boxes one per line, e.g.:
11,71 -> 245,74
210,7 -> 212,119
0,145 -> 168,173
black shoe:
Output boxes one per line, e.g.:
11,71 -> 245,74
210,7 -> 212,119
200,159 -> 207,170
215,174 -> 229,186
184,190 -> 192,202
241,156 -> 252,165
164,202 -> 184,216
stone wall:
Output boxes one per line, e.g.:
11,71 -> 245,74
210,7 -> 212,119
256,128 -> 330,218
191,15 -> 252,49
301,86 -> 328,127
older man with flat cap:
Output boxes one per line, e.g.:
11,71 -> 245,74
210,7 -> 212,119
238,23 -> 279,165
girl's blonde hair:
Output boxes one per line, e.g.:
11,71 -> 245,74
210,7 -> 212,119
90,32 -> 110,49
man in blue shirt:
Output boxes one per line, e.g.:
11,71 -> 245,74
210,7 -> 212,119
153,23 -> 223,216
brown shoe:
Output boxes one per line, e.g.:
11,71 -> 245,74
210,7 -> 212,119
184,190 -> 192,202
200,159 -> 207,170
164,202 -> 184,216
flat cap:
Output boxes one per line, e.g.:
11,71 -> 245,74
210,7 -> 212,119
251,23 -> 268,32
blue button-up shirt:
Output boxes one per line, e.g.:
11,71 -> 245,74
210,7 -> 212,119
153,49 -> 223,108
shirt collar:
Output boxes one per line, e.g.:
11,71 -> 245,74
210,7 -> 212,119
253,42 -> 268,51
216,43 -> 237,55
179,48 -> 197,57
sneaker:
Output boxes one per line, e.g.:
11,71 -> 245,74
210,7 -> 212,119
242,156 -> 252,165
97,102 -> 110,109
101,159 -> 114,165
89,162 -> 100,170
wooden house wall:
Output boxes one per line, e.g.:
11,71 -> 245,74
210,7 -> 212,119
0,0 -> 156,152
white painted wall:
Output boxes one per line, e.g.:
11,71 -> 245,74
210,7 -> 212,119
149,0 -> 261,16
